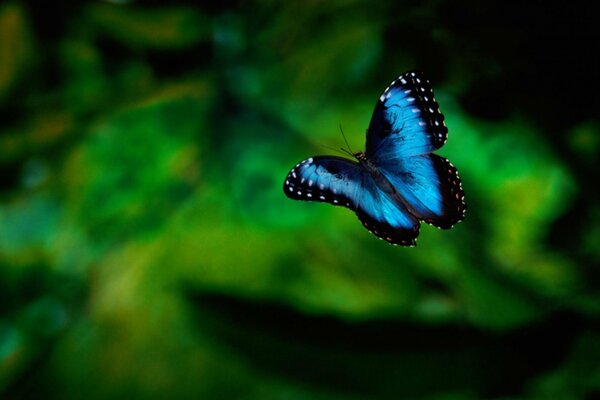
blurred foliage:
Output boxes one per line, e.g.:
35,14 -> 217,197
1,0 -> 599,399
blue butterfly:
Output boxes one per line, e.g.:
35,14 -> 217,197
283,71 -> 466,246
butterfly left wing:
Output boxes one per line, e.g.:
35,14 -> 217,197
283,156 -> 420,246
283,156 -> 363,207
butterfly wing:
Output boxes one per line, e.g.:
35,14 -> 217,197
366,71 -> 466,229
365,71 -> 447,158
283,156 -> 419,246
378,154 -> 466,229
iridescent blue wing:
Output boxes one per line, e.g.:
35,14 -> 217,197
366,71 -> 466,229
365,71 -> 447,158
283,156 -> 420,246
378,154 -> 466,229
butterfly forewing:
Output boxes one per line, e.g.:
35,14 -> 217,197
366,71 -> 447,159
283,156 -> 420,245
283,156 -> 362,209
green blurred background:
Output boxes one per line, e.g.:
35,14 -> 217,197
1,1 -> 599,399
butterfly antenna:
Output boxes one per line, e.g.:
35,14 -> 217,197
320,143 -> 349,157
339,124 -> 355,157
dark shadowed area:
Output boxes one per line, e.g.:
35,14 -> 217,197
1,1 -> 599,399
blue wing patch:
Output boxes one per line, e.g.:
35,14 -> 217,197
283,71 -> 466,247
283,156 -> 420,246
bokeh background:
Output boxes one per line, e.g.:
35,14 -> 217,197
1,1 -> 599,399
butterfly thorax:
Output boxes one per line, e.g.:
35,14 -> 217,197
354,151 -> 378,176
355,150 -> 414,213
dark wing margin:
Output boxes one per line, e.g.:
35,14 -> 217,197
356,208 -> 420,246
421,155 -> 466,229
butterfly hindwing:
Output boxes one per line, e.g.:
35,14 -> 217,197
378,154 -> 466,229
354,189 -> 420,246
366,71 -> 447,159
283,156 -> 420,245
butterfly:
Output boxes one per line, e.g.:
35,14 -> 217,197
283,71 -> 466,246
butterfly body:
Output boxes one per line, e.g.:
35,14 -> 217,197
354,152 -> 410,214
283,71 -> 466,246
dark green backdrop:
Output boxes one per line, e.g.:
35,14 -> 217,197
1,1 -> 599,399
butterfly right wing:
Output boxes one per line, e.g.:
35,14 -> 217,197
364,71 -> 466,230
283,156 -> 420,246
